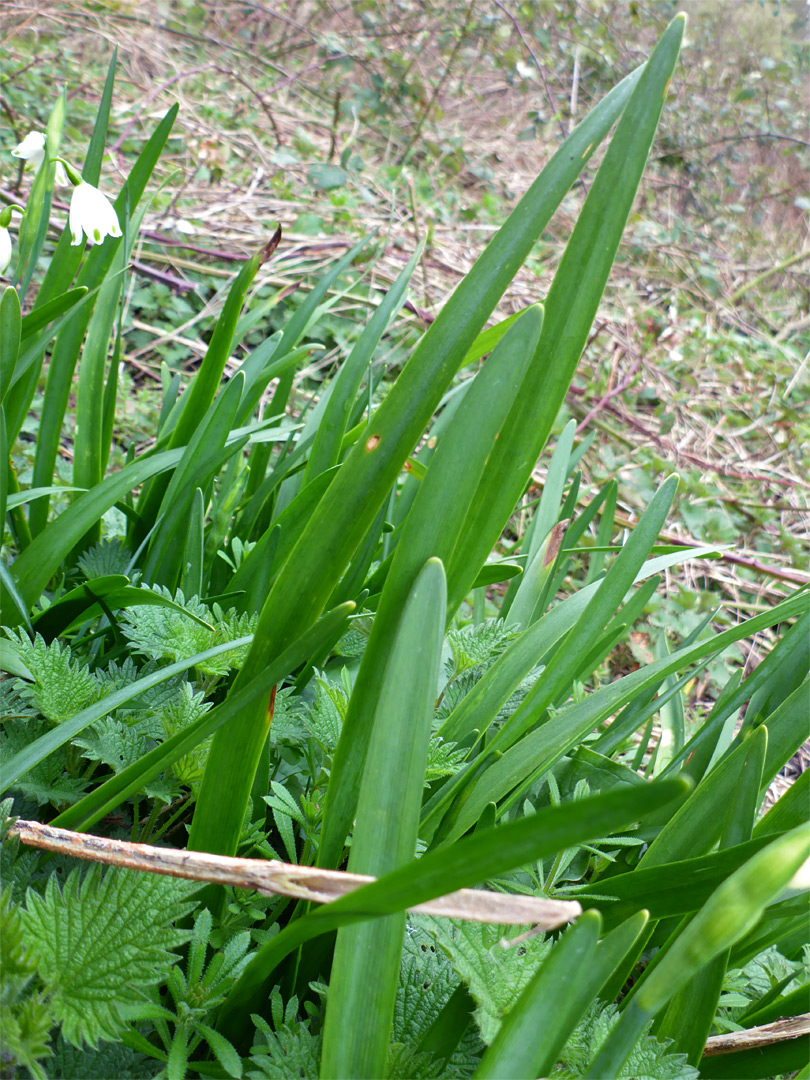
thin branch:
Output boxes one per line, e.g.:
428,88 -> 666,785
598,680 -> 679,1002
492,0 -> 568,142
10,819 -> 582,929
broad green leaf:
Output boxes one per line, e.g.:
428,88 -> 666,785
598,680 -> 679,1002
29,102 -> 179,536
143,374 -> 247,587
432,592 -> 809,845
14,91 -> 66,301
0,285 -> 21,403
136,238 -> 275,533
699,1039 -> 810,1080
305,242 -> 424,483
640,679 -> 810,868
653,726 -> 769,1065
317,307 -> 543,870
19,288 -> 87,341
180,489 -> 205,598
30,576 -> 212,641
3,447 -> 184,622
240,233 -> 373,511
443,13 -> 685,616
0,636 -> 33,679
753,767 -> 810,838
501,418 -> 576,620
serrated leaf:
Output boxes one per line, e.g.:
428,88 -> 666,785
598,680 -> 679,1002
22,865 -> 197,1047
423,918 -> 552,1045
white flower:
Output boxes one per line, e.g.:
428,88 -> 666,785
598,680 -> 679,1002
68,181 -> 122,246
10,130 -> 68,185
12,131 -> 46,168
0,227 -> 11,275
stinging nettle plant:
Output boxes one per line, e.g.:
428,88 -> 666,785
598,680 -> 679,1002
1,13 -> 809,1080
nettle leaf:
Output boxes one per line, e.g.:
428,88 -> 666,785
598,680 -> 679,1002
332,626 -> 368,659
47,1036 -> 149,1079
396,919 -> 484,1078
386,1043 -> 445,1079
267,687 -> 309,747
76,539 -> 131,580
158,681 -> 213,785
120,587 -> 256,676
422,917 -> 552,1044
74,717 -> 150,773
22,864 -> 197,1047
1,722 -> 88,808
554,1001 -> 699,1080
445,620 -> 515,676
302,677 -> 346,751
715,945 -> 808,1031
424,737 -> 467,783
3,631 -> 103,725
0,679 -> 37,722
397,920 -> 459,1046
96,657 -> 183,720
248,1011 -> 322,1080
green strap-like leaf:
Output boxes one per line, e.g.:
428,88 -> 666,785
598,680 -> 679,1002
190,57 -> 649,862
320,558 -> 447,1080
0,285 -> 21,404
28,102 -> 179,536
584,825 -> 810,1079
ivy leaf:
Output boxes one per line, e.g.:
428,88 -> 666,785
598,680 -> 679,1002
22,865 -> 197,1047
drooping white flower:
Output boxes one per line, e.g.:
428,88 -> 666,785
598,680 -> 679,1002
10,130 -> 68,185
0,226 -> 11,275
12,131 -> 46,168
0,204 -> 23,275
68,181 -> 122,246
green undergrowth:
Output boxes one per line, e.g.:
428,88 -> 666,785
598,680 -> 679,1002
1,15 -> 809,1080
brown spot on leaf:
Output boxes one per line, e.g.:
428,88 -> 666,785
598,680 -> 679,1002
543,519 -> 569,568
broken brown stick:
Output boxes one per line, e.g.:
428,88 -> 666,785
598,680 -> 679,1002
702,1012 -> 810,1057
10,819 -> 581,929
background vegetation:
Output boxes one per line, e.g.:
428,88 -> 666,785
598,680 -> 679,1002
0,2 -> 808,1079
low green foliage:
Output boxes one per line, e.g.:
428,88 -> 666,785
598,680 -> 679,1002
0,14 -> 808,1080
